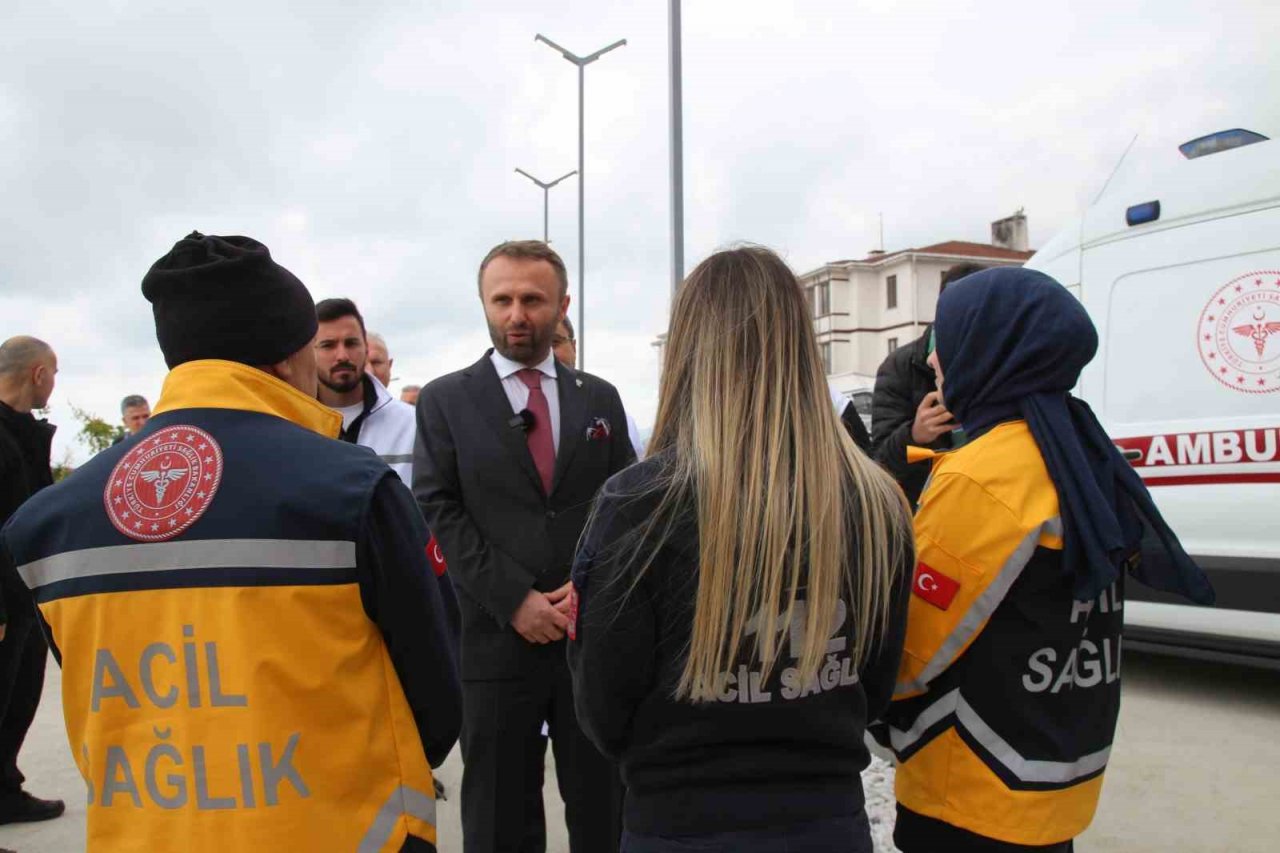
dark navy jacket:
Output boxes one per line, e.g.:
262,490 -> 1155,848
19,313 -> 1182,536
0,361 -> 460,852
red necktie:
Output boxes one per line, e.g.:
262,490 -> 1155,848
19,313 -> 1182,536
517,368 -> 555,494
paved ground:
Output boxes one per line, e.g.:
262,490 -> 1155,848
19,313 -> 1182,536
1,650 -> 1276,851
1079,652 -> 1280,852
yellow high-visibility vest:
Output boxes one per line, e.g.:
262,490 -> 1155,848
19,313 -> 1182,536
6,361 -> 438,851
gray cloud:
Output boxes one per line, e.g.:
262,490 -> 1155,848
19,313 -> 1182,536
2,0 -> 1275,463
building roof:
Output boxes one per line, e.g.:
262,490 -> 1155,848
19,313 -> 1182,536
912,240 -> 1035,261
832,240 -> 1036,266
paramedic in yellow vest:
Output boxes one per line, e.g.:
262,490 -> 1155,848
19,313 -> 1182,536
882,267 -> 1213,852
0,232 -> 462,852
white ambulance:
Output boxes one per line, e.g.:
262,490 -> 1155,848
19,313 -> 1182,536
1025,128 -> 1280,669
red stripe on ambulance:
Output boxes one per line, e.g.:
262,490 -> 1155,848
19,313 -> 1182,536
1115,427 -> 1280,486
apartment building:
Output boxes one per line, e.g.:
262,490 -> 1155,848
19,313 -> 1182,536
651,213 -> 1036,421
805,212 -> 1035,398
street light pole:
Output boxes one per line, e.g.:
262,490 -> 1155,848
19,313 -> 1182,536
534,33 -> 627,371
514,168 -> 578,242
669,0 -> 685,298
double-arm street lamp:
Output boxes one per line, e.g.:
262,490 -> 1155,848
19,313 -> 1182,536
514,168 -> 578,243
534,33 -> 627,371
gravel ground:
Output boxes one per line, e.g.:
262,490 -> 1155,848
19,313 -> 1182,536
862,754 -> 901,852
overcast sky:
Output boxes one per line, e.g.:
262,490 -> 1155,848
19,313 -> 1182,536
3,0 -> 1276,465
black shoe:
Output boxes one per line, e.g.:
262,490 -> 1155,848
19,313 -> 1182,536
0,791 -> 66,824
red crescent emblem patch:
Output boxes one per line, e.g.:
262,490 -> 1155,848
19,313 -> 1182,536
104,426 -> 224,542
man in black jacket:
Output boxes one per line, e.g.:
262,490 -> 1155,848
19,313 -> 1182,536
870,263 -> 984,505
0,336 -> 64,825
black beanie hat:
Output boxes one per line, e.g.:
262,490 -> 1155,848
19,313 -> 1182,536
142,232 -> 318,370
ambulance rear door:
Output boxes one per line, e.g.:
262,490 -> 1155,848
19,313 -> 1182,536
1076,136 -> 1280,664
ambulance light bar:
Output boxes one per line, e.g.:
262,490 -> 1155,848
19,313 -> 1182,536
1178,129 -> 1268,160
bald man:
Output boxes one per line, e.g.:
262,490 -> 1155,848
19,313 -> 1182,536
367,331 -> 394,389
0,336 -> 64,825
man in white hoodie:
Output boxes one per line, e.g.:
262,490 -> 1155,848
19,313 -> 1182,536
316,298 -> 458,808
314,298 -> 417,487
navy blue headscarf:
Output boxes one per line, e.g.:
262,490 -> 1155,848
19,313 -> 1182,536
934,267 -> 1214,605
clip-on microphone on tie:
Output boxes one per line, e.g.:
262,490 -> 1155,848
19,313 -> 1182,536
508,409 -> 535,432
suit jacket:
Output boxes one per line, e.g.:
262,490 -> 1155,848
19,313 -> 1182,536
413,350 -> 636,678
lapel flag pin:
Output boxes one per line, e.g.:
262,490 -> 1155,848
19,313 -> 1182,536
576,378 -> 583,387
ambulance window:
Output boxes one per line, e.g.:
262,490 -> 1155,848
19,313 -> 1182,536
1178,129 -> 1267,159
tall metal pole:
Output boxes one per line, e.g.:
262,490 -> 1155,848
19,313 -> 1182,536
534,34 -> 626,371
543,187 -> 549,242
669,0 -> 685,297
577,62 -> 586,369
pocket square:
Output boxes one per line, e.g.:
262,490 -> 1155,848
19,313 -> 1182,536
586,417 -> 612,441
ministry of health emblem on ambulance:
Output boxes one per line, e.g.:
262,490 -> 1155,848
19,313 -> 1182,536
104,426 -> 224,542
1197,271 -> 1280,394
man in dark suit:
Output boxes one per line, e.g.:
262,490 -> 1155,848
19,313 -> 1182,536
413,240 -> 634,853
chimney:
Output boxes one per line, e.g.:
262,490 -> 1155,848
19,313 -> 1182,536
991,209 -> 1029,251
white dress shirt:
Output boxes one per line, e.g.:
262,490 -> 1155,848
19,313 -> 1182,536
490,349 -> 561,453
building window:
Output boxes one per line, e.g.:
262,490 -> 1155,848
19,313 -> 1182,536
821,342 -> 833,374
886,275 -> 898,310
813,281 -> 830,317
887,337 -> 899,354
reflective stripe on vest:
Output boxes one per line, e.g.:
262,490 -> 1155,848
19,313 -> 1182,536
894,516 -> 1063,697
18,539 -> 356,592
358,785 -> 438,853
889,688 -> 1111,786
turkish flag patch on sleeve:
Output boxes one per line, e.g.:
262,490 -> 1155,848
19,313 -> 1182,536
913,562 -> 960,610
426,535 -> 448,577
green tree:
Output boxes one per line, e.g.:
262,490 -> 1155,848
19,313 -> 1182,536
52,448 -> 76,482
70,403 -> 124,455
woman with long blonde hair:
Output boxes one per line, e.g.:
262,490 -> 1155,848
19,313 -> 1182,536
566,246 -> 913,852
